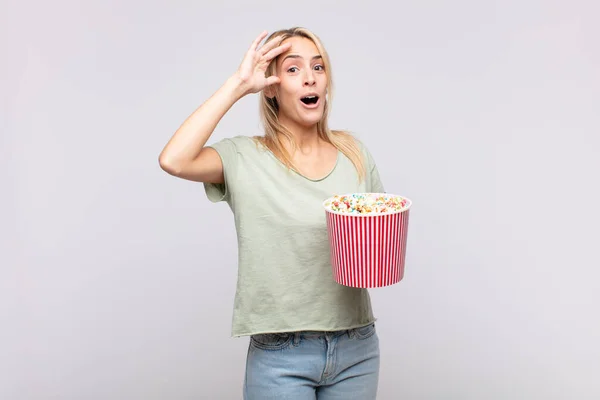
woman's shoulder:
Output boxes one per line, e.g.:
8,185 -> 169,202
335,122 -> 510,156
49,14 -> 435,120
330,130 -> 375,159
210,134 -> 265,153
214,134 -> 255,146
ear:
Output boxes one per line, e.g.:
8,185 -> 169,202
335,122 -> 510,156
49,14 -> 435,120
264,85 -> 276,98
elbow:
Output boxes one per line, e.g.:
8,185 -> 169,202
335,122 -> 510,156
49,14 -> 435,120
158,153 -> 181,176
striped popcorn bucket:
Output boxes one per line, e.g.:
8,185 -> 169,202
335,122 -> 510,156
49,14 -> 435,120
323,193 -> 412,288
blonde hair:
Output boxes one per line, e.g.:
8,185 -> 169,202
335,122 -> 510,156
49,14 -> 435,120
254,27 -> 366,182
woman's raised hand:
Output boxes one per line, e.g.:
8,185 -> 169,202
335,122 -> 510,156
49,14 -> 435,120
234,31 -> 291,96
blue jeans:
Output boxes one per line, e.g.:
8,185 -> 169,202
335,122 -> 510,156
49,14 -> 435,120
243,323 -> 380,399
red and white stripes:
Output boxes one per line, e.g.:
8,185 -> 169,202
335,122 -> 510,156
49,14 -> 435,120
325,210 -> 410,288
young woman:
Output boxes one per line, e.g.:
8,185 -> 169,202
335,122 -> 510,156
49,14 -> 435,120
159,27 -> 385,400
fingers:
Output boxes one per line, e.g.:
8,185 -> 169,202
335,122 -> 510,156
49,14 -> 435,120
265,75 -> 281,87
258,34 -> 285,55
262,42 -> 292,62
250,31 -> 269,51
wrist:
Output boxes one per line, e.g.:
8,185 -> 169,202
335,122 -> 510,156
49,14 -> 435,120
225,73 -> 250,100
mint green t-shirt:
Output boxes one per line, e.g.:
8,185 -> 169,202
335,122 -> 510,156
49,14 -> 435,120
204,135 -> 385,337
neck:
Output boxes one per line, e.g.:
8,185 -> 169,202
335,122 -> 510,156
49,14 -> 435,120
278,117 -> 322,153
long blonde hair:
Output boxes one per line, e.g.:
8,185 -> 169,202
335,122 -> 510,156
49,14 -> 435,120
254,27 -> 366,181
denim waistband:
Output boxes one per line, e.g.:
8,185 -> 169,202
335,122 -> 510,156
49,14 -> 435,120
291,322 -> 375,341
250,322 -> 375,341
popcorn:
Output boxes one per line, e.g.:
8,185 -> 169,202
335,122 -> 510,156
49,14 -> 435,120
323,193 -> 408,215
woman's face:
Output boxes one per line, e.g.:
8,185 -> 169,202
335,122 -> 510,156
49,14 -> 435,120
273,36 -> 328,129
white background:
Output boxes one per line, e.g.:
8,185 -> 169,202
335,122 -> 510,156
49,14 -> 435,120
3,0 -> 599,398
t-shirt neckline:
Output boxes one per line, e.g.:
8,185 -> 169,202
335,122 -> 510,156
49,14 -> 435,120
256,137 -> 341,182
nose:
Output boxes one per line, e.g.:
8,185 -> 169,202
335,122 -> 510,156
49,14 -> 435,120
304,70 -> 316,86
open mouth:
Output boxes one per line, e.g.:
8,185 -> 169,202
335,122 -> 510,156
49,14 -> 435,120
300,95 -> 319,105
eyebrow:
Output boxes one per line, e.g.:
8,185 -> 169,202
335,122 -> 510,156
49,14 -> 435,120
281,54 -> 323,63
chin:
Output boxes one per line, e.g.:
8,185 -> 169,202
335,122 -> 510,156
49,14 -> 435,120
298,117 -> 323,128
298,111 -> 324,127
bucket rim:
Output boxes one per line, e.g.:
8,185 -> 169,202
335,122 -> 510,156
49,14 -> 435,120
322,192 -> 412,217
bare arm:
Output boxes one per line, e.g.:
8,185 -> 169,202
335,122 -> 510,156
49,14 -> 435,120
158,76 -> 246,183
158,31 -> 291,183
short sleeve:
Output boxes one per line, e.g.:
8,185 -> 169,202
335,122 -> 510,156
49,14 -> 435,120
203,137 -> 239,203
370,161 -> 385,194
358,139 -> 385,193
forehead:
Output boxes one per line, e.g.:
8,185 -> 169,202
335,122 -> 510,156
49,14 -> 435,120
278,36 -> 320,63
